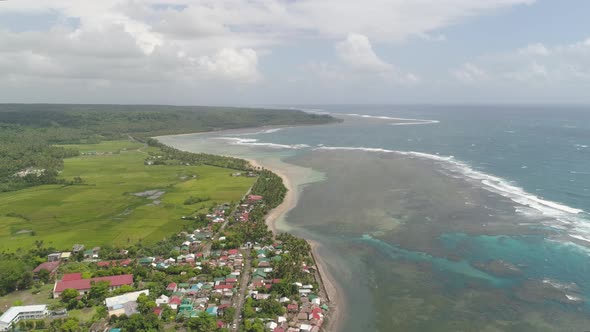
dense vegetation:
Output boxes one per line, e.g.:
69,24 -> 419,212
146,138 -> 252,170
250,170 -> 287,208
0,104 -> 337,191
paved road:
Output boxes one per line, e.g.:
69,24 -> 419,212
231,248 -> 252,331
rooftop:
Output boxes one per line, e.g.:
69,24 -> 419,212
54,274 -> 133,293
0,305 -> 47,324
105,290 -> 149,308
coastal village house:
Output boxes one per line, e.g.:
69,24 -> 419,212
53,273 -> 133,298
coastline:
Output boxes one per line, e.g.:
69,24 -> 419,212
309,239 -> 345,332
246,157 -> 343,332
246,158 -> 295,235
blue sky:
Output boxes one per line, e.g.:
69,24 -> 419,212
0,0 -> 589,105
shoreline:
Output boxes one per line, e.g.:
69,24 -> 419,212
309,239 -> 345,332
246,157 -> 344,332
245,158 -> 295,235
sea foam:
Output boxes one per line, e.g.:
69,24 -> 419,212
342,113 -> 440,125
235,128 -> 286,136
297,108 -> 440,125
314,145 -> 590,242
213,137 -> 309,149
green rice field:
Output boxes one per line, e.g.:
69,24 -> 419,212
0,140 -> 254,251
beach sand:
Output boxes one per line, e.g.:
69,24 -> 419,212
309,240 -> 345,332
247,157 -> 343,332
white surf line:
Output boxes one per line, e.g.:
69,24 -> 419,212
211,137 -> 309,149
294,108 -> 440,125
233,128 -> 287,136
314,146 -> 586,220
343,113 -> 440,125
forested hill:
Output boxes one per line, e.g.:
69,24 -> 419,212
0,104 -> 339,191
0,104 -> 337,141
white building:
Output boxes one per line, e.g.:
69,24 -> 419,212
105,290 -> 149,317
155,295 -> 169,307
0,305 -> 48,331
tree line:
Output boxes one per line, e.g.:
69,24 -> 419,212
0,104 -> 338,191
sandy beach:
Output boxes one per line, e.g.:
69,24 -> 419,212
246,157 -> 344,332
245,158 -> 294,235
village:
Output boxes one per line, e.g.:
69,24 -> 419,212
1,185 -> 331,332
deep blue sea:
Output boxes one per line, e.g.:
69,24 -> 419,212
162,105 -> 590,331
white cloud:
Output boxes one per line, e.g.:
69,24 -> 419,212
452,63 -> 488,83
196,48 -> 260,82
0,0 -> 535,101
336,33 -> 393,72
452,37 -> 590,85
518,43 -> 549,56
332,33 -> 419,84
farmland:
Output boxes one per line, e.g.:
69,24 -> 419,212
0,140 -> 255,251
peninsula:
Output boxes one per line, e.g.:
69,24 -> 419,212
0,104 -> 339,332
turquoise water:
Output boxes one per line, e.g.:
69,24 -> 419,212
161,105 -> 590,331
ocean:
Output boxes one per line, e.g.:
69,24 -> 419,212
160,105 -> 590,331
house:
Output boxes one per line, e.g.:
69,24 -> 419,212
72,244 -> 85,254
60,252 -> 72,261
32,261 -> 60,279
139,257 -> 155,265
0,305 -> 48,331
105,290 -> 149,317
167,282 -> 178,292
156,295 -> 169,307
300,324 -> 312,331
247,195 -> 263,203
169,296 -> 182,310
47,253 -> 61,262
53,274 -> 133,298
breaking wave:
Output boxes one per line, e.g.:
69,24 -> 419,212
234,128 -> 286,136
213,137 -> 309,149
296,108 -> 439,125
314,145 -> 590,243
343,113 -> 440,125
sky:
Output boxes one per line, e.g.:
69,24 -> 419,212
0,0 -> 589,105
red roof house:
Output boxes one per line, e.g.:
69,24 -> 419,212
247,195 -> 263,203
214,284 -> 234,290
53,274 -> 133,298
167,282 -> 178,292
62,273 -> 82,281
33,261 -> 60,276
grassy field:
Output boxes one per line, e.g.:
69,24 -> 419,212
0,140 -> 255,251
0,284 -> 57,310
